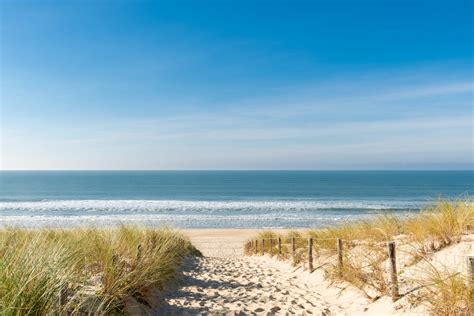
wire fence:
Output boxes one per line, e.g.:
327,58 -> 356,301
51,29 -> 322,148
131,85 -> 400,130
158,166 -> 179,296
188,226 -> 474,302
244,228 -> 474,302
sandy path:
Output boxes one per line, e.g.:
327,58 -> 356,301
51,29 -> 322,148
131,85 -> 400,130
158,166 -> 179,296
162,256 -> 339,315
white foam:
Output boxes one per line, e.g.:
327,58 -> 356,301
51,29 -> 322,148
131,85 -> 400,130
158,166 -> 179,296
0,199 -> 424,228
0,213 -> 368,228
0,199 -> 424,212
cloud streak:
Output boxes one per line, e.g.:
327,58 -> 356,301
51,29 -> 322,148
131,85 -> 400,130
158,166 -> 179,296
1,68 -> 473,170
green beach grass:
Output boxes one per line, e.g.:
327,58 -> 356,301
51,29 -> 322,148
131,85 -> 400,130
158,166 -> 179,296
0,226 -> 200,315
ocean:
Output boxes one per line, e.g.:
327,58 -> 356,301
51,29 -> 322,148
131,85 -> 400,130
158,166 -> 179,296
0,171 -> 472,228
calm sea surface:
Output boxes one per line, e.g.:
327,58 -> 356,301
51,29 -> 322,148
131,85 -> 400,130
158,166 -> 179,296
0,171 -> 472,228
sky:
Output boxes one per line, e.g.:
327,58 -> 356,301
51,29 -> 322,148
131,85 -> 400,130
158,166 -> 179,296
0,0 -> 473,170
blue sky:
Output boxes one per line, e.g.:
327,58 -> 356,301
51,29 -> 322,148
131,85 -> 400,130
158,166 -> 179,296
0,0 -> 473,170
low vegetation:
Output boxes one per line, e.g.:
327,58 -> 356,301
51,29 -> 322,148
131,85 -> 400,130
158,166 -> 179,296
245,199 -> 474,314
409,260 -> 473,315
0,226 -> 200,315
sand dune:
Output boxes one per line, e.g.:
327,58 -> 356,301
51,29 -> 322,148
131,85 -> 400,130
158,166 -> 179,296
156,230 -> 474,315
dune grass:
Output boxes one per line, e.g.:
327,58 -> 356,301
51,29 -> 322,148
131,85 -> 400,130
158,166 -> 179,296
244,199 -> 474,313
246,199 -> 473,255
405,200 -> 473,252
407,258 -> 474,315
0,226 -> 200,315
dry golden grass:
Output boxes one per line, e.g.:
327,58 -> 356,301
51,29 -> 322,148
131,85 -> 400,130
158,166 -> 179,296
407,257 -> 473,315
245,199 -> 474,313
405,200 -> 474,253
0,226 -> 200,315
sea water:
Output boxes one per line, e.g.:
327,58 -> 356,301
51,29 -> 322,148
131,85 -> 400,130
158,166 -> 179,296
0,171 -> 472,228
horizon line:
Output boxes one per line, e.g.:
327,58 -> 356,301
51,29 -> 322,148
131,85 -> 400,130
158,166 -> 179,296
1,169 -> 473,172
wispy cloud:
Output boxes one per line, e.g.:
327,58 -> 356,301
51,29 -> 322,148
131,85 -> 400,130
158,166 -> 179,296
2,67 -> 473,170
376,82 -> 474,101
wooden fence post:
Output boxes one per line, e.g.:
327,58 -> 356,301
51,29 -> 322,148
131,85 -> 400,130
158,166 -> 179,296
262,239 -> 265,255
136,244 -> 142,261
467,256 -> 474,283
112,253 -> 119,266
337,238 -> 343,276
270,238 -> 273,256
308,238 -> 313,272
255,240 -> 258,255
387,241 -> 399,301
468,256 -> 474,302
278,237 -> 282,255
58,283 -> 68,313
292,237 -> 296,262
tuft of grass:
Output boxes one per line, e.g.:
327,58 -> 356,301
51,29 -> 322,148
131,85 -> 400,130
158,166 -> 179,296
404,200 -> 474,253
0,226 -> 200,315
410,262 -> 473,315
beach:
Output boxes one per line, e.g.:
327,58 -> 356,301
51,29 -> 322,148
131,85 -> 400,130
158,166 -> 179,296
185,229 -> 273,257
2,0 -> 472,313
156,227 -> 473,315
1,172 -> 473,314
1,216 -> 472,314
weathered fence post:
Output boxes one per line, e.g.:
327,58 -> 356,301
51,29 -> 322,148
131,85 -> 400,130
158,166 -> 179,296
308,238 -> 313,272
387,241 -> 399,301
337,238 -> 343,276
467,256 -> 474,283
467,256 -> 474,302
112,253 -> 119,266
278,237 -> 282,255
58,283 -> 68,314
262,239 -> 265,255
255,240 -> 258,255
292,237 -> 296,262
269,238 -> 273,256
136,244 -> 142,262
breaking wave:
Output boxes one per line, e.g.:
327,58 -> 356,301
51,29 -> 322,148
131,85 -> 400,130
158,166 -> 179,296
0,199 -> 425,213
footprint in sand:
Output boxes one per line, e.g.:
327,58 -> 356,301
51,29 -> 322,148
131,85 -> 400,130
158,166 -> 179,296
162,256 -> 338,314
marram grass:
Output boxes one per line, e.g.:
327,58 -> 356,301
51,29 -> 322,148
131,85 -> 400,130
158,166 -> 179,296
0,226 -> 200,315
245,199 -> 474,314
245,199 -> 473,254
